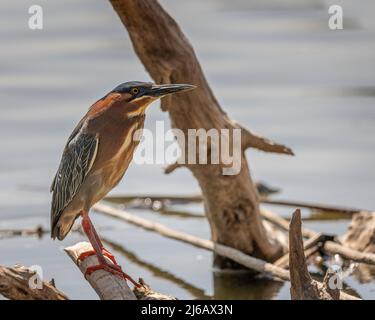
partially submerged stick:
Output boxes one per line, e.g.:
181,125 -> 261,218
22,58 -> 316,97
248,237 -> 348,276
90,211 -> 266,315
0,265 -> 68,300
93,203 -> 359,300
93,203 -> 290,281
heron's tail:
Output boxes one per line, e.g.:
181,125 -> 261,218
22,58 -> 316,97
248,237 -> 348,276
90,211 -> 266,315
51,215 -> 79,241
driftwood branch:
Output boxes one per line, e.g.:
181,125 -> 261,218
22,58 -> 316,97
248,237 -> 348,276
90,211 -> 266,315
241,126 -> 294,155
64,242 -> 175,300
0,265 -> 68,300
109,0 -> 291,265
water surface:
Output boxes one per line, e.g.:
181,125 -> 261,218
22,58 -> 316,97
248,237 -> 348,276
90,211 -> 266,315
0,0 -> 374,299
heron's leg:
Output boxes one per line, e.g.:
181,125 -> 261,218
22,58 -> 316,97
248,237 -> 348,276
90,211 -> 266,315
84,213 -> 118,265
79,210 -> 140,288
80,210 -> 107,265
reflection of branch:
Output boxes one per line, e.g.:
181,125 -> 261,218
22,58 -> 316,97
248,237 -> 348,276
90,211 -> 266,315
102,237 -> 211,299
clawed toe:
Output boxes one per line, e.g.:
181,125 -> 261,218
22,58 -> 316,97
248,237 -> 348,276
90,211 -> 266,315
84,262 -> 141,288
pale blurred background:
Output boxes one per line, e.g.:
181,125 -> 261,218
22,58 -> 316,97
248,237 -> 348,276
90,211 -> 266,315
0,0 -> 374,299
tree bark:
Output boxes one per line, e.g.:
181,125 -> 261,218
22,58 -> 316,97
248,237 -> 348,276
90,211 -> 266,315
108,0 -> 293,266
289,210 -> 354,300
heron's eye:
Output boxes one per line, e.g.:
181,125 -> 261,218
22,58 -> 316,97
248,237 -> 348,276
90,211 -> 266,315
131,87 -> 140,95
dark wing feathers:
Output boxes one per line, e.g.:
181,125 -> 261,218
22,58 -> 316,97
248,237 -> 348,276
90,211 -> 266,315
50,129 -> 98,235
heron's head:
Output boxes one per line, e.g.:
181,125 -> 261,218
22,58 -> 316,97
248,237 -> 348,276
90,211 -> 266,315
111,81 -> 196,118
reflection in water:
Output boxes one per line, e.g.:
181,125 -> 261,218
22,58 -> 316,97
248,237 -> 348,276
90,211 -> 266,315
213,271 -> 283,300
103,236 -> 285,300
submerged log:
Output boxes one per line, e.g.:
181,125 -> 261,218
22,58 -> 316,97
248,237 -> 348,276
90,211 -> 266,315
0,265 -> 68,300
109,0 -> 293,266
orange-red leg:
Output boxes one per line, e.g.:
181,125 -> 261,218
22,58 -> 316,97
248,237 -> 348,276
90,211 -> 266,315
79,210 -> 140,288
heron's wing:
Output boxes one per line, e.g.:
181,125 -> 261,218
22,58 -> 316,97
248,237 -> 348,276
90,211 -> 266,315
50,118 -> 87,192
50,128 -> 98,233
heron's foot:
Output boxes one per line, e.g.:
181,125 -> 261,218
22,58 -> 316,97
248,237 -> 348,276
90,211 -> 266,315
78,248 -> 117,265
85,262 -> 141,288
78,248 -> 142,288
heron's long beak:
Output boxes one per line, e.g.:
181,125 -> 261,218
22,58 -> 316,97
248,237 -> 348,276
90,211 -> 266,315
147,84 -> 196,97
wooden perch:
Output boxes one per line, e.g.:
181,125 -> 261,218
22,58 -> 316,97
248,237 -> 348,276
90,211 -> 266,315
0,265 -> 68,300
289,210 -> 357,300
109,0 -> 292,266
65,242 -> 175,300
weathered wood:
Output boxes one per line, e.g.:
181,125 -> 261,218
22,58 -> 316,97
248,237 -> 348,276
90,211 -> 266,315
108,0 -> 292,266
324,241 -> 375,265
289,210 -> 357,300
341,211 -> 375,253
93,203 -> 359,299
65,242 -> 137,300
134,279 -> 177,300
64,242 -> 175,300
0,265 -> 68,300
261,207 -> 375,267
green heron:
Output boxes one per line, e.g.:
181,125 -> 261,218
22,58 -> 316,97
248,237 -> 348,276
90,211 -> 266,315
50,81 -> 195,286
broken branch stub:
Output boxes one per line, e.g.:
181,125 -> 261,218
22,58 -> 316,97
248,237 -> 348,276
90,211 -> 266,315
0,265 -> 68,300
289,209 -> 357,300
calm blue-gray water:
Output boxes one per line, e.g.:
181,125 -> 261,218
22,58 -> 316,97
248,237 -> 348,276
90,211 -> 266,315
0,0 -> 374,299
